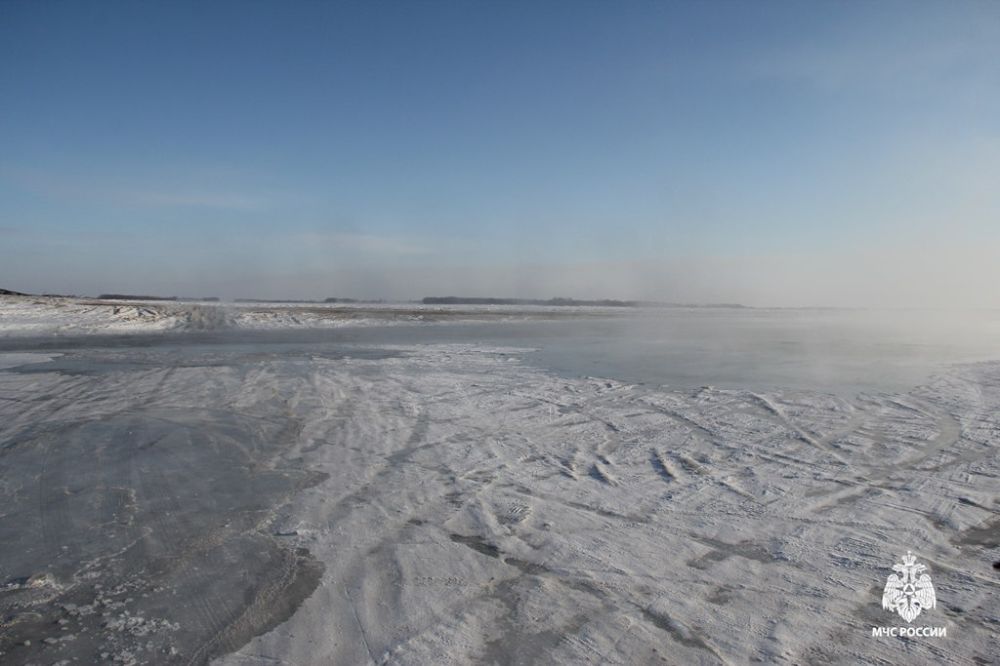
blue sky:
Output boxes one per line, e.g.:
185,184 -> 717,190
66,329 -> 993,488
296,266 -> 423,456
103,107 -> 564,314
2,1 -> 999,305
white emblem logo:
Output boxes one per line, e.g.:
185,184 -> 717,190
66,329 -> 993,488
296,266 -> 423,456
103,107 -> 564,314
882,551 -> 936,623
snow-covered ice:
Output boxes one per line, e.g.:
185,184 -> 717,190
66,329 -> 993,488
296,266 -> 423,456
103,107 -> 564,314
0,296 -> 617,337
1,332 -> 997,664
218,347 -> 1000,665
0,296 -> 386,336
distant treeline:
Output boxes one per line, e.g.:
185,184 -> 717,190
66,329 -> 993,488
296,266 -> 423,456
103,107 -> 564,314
99,294 -> 178,301
232,297 -> 361,304
235,298 -> 315,304
97,295 -> 220,302
422,296 -> 747,308
0,288 -> 29,296
422,297 -> 640,307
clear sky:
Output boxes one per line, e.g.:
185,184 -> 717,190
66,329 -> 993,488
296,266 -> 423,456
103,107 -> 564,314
2,1 -> 998,306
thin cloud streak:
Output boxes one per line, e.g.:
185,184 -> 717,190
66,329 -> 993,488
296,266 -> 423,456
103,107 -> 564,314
294,231 -> 432,257
0,165 -> 269,211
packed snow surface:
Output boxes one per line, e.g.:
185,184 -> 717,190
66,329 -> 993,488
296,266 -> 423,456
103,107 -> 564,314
0,296 -> 616,337
0,339 -> 997,665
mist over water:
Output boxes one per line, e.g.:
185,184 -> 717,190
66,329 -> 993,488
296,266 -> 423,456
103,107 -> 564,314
4,3 -> 1000,663
523,308 -> 1000,394
6,307 -> 998,395
350,307 -> 1000,394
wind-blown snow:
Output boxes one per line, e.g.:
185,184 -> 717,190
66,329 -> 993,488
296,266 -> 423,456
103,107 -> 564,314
0,296 -> 619,337
1,338 -> 995,664
218,347 -> 999,665
0,297 -> 382,335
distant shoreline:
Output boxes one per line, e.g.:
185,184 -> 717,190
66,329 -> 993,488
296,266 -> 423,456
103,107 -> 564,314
421,296 -> 747,308
0,288 -> 749,309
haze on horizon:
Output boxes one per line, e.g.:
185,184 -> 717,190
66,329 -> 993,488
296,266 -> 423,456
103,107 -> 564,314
2,1 -> 999,308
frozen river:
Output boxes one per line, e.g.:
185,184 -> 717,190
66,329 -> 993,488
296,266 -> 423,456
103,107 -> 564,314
4,307 -> 1000,394
1,306 -> 998,664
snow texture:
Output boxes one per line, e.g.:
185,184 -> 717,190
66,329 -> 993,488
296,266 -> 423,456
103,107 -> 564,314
0,296 -> 615,337
1,337 -> 997,664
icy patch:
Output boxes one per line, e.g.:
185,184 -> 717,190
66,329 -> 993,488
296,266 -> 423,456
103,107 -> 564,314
0,352 -> 61,370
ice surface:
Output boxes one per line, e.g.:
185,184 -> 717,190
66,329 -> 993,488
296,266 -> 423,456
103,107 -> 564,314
0,335 -> 997,664
0,352 -> 60,370
216,348 -> 1000,665
0,296 -> 616,338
